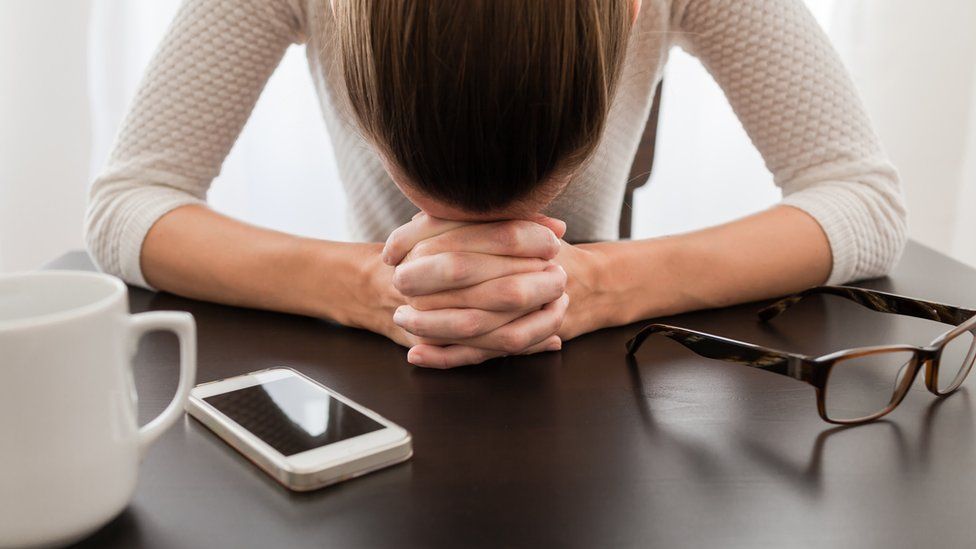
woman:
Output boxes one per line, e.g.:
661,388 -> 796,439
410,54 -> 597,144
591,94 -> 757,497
87,0 -> 906,368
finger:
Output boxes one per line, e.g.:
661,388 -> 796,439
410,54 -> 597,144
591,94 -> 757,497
529,215 -> 567,240
406,335 -> 562,369
383,213 -> 469,265
407,344 -> 498,369
408,264 -> 567,312
422,293 -> 570,353
394,305 -> 525,339
520,334 -> 563,355
406,220 -> 561,262
392,253 -> 549,296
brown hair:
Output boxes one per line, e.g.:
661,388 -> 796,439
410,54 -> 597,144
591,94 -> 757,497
336,0 -> 633,212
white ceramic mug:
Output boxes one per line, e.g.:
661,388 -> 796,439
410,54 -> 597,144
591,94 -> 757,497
0,271 -> 196,548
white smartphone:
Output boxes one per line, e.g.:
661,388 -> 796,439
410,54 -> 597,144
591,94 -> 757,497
186,367 -> 412,491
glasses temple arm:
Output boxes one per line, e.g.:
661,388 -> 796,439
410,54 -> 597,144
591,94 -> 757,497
626,324 -> 810,382
758,286 -> 976,325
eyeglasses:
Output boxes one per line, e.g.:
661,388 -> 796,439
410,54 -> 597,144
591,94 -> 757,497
626,286 -> 976,424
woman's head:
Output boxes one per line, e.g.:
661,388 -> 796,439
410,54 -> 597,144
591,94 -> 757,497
335,0 -> 635,220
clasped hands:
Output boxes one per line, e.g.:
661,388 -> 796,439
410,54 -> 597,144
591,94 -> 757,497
375,213 -> 602,368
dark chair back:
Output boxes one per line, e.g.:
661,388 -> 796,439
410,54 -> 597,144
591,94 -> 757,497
620,80 -> 663,239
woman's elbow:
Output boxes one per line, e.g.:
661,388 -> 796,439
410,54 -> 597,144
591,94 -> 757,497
84,183 -> 122,279
84,174 -> 206,288
856,176 -> 909,280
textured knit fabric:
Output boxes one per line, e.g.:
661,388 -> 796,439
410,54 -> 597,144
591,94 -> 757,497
86,0 -> 907,289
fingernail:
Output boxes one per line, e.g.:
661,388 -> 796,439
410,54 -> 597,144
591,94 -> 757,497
547,340 -> 562,352
547,263 -> 566,276
393,306 -> 406,325
407,348 -> 423,365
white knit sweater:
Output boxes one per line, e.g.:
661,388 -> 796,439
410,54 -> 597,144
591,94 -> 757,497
86,0 -> 907,289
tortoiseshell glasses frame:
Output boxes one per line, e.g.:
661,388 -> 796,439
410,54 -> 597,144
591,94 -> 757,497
626,286 -> 976,424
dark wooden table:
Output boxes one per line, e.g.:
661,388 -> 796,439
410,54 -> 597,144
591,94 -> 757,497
51,242 -> 976,548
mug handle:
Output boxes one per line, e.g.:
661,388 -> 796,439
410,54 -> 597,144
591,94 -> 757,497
128,311 -> 197,454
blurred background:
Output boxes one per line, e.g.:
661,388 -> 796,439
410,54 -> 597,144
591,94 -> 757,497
1,1 -> 975,273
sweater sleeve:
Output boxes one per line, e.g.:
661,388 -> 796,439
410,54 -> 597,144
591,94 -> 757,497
85,0 -> 305,289
670,0 -> 908,284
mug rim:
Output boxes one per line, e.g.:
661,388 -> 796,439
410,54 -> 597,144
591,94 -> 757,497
0,270 -> 127,332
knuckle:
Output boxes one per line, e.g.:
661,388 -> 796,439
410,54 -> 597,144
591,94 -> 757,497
400,332 -> 422,349
539,280 -> 562,302
430,355 -> 451,369
407,296 -> 436,311
552,268 -> 568,293
496,223 -> 524,252
550,307 -> 567,330
442,253 -> 469,283
392,267 -> 414,295
405,316 -> 423,335
396,310 -> 417,333
498,279 -> 528,309
498,331 -> 528,354
412,240 -> 436,258
386,227 -> 407,252
539,232 -> 559,258
517,220 -> 556,256
456,311 -> 483,338
471,350 -> 497,365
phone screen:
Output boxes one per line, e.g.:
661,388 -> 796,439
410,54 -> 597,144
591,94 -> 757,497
204,375 -> 385,457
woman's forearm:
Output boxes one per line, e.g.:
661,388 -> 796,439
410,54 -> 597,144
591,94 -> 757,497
587,205 -> 832,327
141,204 -> 390,326
139,204 -> 832,349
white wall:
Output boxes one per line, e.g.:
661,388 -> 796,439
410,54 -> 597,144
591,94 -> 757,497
0,1 -> 92,271
632,47 -> 781,239
830,1 -> 976,264
86,0 -> 348,242
632,0 -> 837,239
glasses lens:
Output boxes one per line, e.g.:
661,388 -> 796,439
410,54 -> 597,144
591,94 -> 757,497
825,350 -> 916,422
937,330 -> 976,393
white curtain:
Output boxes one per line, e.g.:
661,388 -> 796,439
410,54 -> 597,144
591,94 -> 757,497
632,0 -> 838,238
88,0 -> 347,242
0,1 -> 92,272
828,1 -> 976,265
3,1 -> 975,271
637,0 -> 976,268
